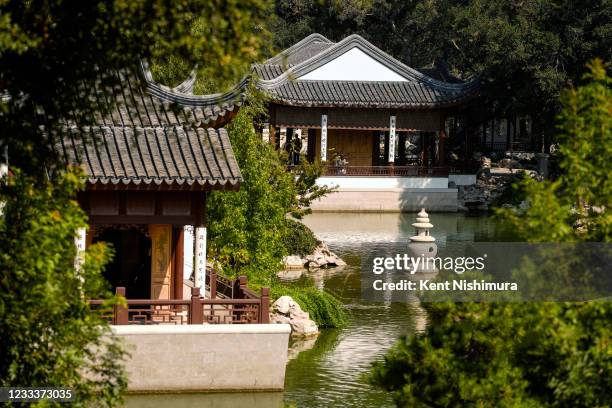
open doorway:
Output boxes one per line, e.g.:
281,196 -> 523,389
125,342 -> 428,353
93,225 -> 152,299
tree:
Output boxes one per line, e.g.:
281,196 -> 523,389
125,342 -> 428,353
497,59 -> 611,242
1,1 -> 272,404
203,91 -> 345,327
369,61 -> 612,407
205,91 -> 333,280
206,93 -> 296,279
0,169 -> 126,406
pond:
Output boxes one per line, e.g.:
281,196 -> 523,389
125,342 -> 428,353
126,212 -> 505,408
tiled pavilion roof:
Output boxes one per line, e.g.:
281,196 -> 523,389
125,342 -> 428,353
254,34 -> 478,109
53,61 -> 245,190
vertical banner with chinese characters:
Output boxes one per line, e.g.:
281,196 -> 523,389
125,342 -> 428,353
388,115 -> 396,163
74,227 -> 86,272
321,114 -> 328,162
195,226 -> 207,295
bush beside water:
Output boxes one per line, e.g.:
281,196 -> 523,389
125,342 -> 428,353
278,220 -> 346,328
282,218 -> 320,256
273,284 -> 347,329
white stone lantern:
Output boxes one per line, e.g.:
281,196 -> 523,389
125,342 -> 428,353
410,208 -> 436,243
408,208 -> 438,274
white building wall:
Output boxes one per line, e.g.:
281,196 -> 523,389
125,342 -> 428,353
300,47 -> 408,82
312,176 -> 466,212
448,174 -> 476,186
317,176 -> 449,189
112,324 -> 291,392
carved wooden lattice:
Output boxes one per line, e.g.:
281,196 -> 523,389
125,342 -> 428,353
126,304 -> 190,325
202,303 -> 260,324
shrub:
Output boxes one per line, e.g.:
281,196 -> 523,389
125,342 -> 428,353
282,218 -> 320,256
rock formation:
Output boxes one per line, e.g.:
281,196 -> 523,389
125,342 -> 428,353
270,296 -> 319,337
281,242 -> 346,271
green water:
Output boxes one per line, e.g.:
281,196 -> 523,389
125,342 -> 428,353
127,212 -> 503,408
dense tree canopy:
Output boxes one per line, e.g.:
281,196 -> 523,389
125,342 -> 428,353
499,59 -> 611,241
271,0 -> 611,141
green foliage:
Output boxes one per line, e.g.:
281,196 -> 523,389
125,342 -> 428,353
198,90 -> 343,325
490,171 -> 532,208
370,62 -> 612,407
282,218 -> 320,256
203,91 -> 344,325
206,92 -> 297,282
0,169 -> 126,406
274,284 -> 347,328
151,1 -> 273,93
496,60 -> 611,242
370,301 -> 612,408
206,91 -> 333,280
290,160 -> 336,219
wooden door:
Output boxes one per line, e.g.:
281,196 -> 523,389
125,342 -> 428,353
150,224 -> 172,299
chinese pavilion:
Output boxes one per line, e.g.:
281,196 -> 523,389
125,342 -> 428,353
255,34 -> 479,169
254,34 -> 481,211
55,61 -> 245,300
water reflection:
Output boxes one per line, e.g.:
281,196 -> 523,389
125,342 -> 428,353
126,392 -> 284,408
283,212 -> 503,408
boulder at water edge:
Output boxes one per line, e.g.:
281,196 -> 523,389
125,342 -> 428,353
270,296 -> 319,337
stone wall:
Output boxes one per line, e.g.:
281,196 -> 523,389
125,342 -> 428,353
310,188 -> 458,212
113,324 -> 291,392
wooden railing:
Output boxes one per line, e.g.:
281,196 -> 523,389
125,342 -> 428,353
322,165 -> 451,177
205,269 -> 236,299
89,275 -> 270,325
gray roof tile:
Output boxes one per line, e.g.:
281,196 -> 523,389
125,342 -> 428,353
52,62 -> 245,190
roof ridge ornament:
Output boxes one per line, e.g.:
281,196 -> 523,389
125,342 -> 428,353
138,60 -> 250,107
263,33 -> 333,65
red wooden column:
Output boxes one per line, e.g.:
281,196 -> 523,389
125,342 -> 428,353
150,224 -> 172,299
189,287 -> 203,324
